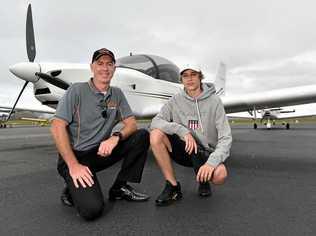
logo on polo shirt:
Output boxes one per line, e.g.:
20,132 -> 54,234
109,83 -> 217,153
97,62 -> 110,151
107,100 -> 117,109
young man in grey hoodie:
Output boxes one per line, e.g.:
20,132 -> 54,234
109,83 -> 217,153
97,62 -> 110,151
150,64 -> 232,206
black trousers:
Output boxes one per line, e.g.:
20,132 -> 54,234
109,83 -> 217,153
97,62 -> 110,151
57,129 -> 149,220
167,134 -> 211,174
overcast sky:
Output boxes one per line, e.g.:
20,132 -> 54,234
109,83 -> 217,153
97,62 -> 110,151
1,0 -> 316,113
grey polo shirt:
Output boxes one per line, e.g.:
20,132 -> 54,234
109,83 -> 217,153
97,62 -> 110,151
54,79 -> 133,151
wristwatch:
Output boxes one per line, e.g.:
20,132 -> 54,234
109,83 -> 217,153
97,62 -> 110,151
112,131 -> 123,141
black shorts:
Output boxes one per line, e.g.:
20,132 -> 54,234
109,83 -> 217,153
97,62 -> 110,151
167,134 -> 211,173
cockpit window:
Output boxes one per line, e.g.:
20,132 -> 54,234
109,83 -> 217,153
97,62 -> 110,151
116,54 -> 180,83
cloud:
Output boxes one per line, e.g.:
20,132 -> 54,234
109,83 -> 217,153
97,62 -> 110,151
2,0 -> 316,111
227,51 -> 316,93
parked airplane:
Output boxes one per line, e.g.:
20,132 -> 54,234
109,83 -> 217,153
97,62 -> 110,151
7,4 -> 316,122
231,104 -> 316,129
0,105 -> 54,115
259,108 -> 295,129
20,117 -> 50,126
0,105 -> 54,128
245,107 -> 295,129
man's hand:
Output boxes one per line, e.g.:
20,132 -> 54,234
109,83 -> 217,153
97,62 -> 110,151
69,163 -> 94,188
97,136 -> 119,157
196,163 -> 215,183
184,133 -> 197,155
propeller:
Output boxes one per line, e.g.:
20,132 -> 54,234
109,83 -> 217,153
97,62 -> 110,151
35,72 -> 69,90
7,4 -> 35,121
26,4 -> 36,62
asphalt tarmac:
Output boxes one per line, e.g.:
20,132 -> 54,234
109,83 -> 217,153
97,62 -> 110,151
0,123 -> 316,235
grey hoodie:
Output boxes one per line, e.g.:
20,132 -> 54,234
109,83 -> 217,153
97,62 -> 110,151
150,83 -> 232,167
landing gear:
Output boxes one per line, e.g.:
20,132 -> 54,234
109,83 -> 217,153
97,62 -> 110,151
0,123 -> 7,128
253,123 -> 257,129
286,123 -> 290,130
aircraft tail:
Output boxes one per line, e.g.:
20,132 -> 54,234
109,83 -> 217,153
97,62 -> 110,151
214,62 -> 226,96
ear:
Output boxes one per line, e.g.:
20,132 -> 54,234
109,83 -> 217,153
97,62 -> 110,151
90,63 -> 93,71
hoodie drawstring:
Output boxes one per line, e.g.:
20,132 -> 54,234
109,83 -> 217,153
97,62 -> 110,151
195,99 -> 204,134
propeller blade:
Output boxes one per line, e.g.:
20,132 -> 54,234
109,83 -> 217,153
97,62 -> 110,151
7,5 -> 35,120
35,72 -> 70,90
7,81 -> 29,121
26,4 -> 36,62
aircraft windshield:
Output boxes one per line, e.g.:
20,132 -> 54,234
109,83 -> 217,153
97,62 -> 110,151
116,54 -> 180,83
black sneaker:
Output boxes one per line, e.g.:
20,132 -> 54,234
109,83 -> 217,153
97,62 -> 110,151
60,187 -> 74,207
155,181 -> 182,206
198,182 -> 212,197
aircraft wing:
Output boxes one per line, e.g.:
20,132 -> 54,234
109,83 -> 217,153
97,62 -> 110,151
222,84 -> 316,113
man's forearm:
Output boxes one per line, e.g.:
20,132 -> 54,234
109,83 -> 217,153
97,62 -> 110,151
119,116 -> 137,140
51,122 -> 78,168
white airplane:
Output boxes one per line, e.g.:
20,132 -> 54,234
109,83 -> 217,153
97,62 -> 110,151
7,4 -> 316,123
258,108 -> 295,129
0,105 -> 54,114
235,107 -> 295,129
233,106 -> 316,130
0,105 -> 54,128
250,106 -> 316,130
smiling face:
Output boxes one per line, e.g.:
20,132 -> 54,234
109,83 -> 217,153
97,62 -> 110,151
90,55 -> 116,91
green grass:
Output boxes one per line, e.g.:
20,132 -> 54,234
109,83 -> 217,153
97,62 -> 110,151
0,119 -> 50,127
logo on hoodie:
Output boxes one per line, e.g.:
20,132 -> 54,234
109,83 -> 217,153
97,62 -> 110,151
188,119 -> 200,130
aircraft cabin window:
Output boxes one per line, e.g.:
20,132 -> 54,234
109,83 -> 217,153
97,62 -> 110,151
116,54 -> 180,83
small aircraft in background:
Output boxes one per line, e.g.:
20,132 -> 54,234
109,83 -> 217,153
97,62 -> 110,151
257,107 -> 295,129
0,105 -> 54,128
20,117 -> 50,126
7,4 -> 316,126
247,107 -> 295,129
231,106 -> 316,130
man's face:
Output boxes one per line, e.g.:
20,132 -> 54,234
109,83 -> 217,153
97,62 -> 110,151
90,55 -> 115,85
181,69 -> 201,91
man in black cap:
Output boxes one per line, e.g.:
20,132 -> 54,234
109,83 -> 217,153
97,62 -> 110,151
51,48 -> 150,221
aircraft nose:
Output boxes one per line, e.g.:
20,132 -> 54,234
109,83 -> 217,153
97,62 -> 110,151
9,62 -> 40,83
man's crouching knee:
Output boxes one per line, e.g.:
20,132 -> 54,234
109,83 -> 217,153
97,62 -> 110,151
211,164 -> 228,185
77,200 -> 104,221
132,129 -> 149,146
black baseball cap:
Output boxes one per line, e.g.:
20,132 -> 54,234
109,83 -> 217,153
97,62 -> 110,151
91,48 -> 116,63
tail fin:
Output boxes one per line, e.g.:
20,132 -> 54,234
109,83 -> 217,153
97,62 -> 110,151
214,62 -> 226,96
